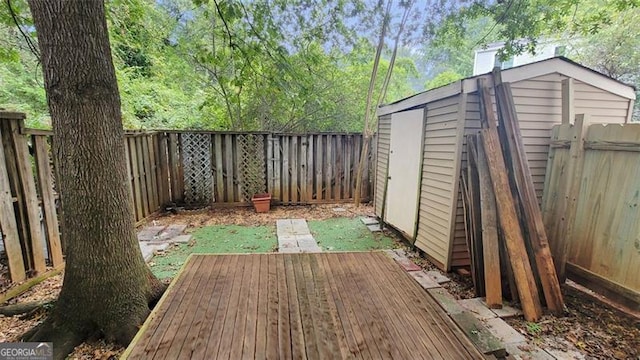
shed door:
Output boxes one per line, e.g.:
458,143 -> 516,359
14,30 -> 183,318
385,109 -> 424,237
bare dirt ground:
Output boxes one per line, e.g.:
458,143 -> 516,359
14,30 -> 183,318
1,203 -> 638,359
404,248 -> 640,359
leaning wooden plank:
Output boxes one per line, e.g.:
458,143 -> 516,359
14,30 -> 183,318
466,135 -> 485,297
33,136 -> 63,268
480,128 -> 542,321
495,83 -> 565,314
477,137 -> 502,309
0,126 -> 26,282
9,121 -> 46,274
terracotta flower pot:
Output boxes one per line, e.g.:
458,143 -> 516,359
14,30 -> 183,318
251,193 -> 271,213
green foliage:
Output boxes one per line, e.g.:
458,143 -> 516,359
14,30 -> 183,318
1,0 -> 418,131
425,70 -> 464,90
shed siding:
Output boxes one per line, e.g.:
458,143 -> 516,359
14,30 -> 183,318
415,96 -> 460,267
450,72 -> 632,268
375,115 -> 391,217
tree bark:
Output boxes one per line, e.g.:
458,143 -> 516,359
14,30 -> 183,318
27,2 -> 164,359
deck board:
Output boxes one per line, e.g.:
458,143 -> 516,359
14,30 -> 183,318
124,252 -> 484,359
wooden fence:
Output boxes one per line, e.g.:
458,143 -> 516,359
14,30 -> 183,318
0,110 -> 373,283
542,116 -> 640,308
165,132 -> 372,206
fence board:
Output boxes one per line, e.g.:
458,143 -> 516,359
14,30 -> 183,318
9,121 -> 46,274
156,134 -> 170,205
128,138 -> 143,220
136,137 -> 150,217
146,135 -> 159,212
336,135 -> 343,199
273,136 -> 281,201
291,136 -> 299,203
282,137 -> 290,203
315,136 -> 323,200
0,124 -> 26,281
543,122 -> 640,306
300,136 -> 307,202
325,135 -> 333,201
141,137 -> 156,212
33,136 -> 63,268
225,135 -> 234,202
213,134 -> 224,203
306,135 -> 314,201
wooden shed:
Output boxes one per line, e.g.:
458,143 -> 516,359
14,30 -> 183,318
374,57 -> 636,271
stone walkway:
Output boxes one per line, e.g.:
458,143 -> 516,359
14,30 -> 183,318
276,219 -> 322,253
384,249 -> 581,360
137,224 -> 191,261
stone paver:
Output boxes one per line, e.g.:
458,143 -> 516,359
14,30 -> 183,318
137,224 -> 189,262
409,271 -> 441,289
427,288 -> 465,315
395,257 -> 422,272
158,224 -> 188,240
484,317 -> 526,344
366,224 -> 382,232
505,342 -> 555,360
459,298 -> 498,321
277,218 -> 322,253
360,217 -> 379,225
491,303 -> 523,319
425,270 -> 451,284
137,226 -> 166,241
383,249 -> 403,261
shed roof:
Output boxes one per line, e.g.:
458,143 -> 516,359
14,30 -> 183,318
377,57 -> 637,117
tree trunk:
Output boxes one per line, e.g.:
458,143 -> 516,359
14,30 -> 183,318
27,1 -> 164,359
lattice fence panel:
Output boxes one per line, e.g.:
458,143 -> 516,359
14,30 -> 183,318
181,133 -> 213,205
238,134 -> 266,201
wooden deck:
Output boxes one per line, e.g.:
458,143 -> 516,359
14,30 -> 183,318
123,252 -> 484,359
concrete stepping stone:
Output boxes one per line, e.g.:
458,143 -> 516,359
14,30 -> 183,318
277,218 -> 321,253
366,224 -> 382,232
505,342 -> 555,360
449,312 -> 506,357
409,271 -> 441,289
425,270 -> 451,284
360,217 -> 379,225
158,224 -> 188,241
459,298 -> 498,321
137,226 -> 166,241
491,303 -> 523,319
394,257 -> 422,272
383,249 -> 403,261
484,317 -> 526,345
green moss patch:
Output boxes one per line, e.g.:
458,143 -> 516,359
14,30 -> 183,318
307,217 -> 397,252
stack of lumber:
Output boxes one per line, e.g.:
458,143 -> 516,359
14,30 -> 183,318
460,70 -> 565,322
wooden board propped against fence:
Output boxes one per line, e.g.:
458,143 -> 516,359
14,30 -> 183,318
494,81 -> 565,314
477,78 -> 542,321
476,136 -> 502,309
